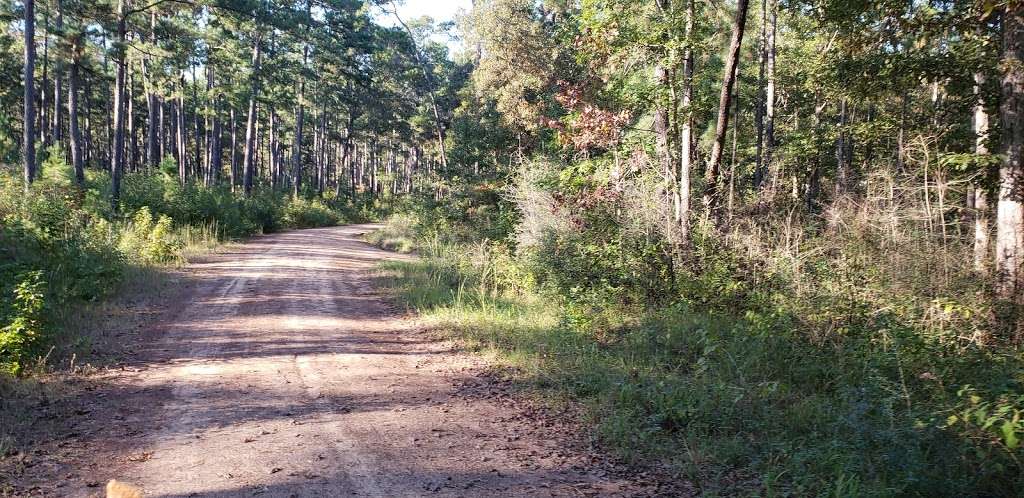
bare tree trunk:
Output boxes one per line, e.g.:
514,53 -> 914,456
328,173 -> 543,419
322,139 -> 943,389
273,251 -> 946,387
835,98 -> 851,196
727,62 -> 740,220
975,70 -> 992,272
191,66 -> 201,180
176,74 -> 187,184
69,32 -> 83,185
23,0 -> 37,190
292,43 -> 308,198
145,11 -> 159,168
702,0 -> 750,217
110,0 -> 127,210
270,107 -> 279,189
159,98 -> 167,160
754,0 -> 766,187
210,95 -> 222,186
128,69 -> 138,172
243,35 -> 262,196
52,0 -> 63,145
230,107 -> 238,190
762,0 -> 776,189
997,4 -> 1024,302
677,0 -> 694,243
40,6 -> 49,147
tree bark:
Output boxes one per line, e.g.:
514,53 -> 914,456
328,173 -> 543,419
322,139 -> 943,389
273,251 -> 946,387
677,0 -> 694,243
243,35 -> 262,196
975,70 -> 992,272
270,107 -> 279,189
110,0 -> 128,210
69,32 -> 83,185
702,0 -> 750,217
176,74 -> 187,184
230,107 -> 238,190
23,0 -> 37,190
653,64 -> 673,201
997,4 -> 1024,301
145,11 -> 159,168
40,6 -> 49,147
762,0 -> 776,189
52,0 -> 63,145
128,69 -> 138,172
292,44 -> 308,198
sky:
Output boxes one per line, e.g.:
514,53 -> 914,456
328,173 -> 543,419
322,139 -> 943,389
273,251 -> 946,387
372,0 -> 473,55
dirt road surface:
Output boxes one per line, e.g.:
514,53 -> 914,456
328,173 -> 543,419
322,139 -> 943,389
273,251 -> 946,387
3,225 -> 671,497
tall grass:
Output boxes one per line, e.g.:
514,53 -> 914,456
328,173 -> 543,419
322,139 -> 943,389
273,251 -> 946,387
373,207 -> 1024,497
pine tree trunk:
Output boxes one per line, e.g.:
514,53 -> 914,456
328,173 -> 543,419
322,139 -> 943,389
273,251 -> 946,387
292,44 -> 308,198
270,107 -> 279,189
176,74 -> 187,184
23,0 -> 36,190
230,107 -> 238,190
129,70 -> 138,172
189,71 -> 199,181
40,7 -> 49,147
110,0 -> 127,210
243,35 -> 262,196
52,0 -> 63,145
69,33 -> 83,185
754,0 -> 766,187
145,12 -> 159,168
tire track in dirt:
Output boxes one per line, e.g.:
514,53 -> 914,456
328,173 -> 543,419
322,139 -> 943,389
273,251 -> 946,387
3,225 -> 677,497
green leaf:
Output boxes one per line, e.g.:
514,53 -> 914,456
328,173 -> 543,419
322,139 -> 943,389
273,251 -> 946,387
1002,421 -> 1019,450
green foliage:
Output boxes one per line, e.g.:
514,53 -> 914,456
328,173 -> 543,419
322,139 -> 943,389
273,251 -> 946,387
380,176 -> 1024,495
0,272 -> 47,375
0,166 -> 356,374
118,207 -> 183,264
282,197 -> 341,229
365,214 -> 418,253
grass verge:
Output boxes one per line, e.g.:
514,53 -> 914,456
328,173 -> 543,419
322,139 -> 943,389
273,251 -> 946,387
373,229 -> 1024,498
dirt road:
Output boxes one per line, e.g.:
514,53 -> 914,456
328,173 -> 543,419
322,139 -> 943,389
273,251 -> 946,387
5,225 -> 665,497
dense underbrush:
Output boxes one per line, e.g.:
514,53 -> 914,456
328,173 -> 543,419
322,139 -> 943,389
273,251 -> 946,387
0,156 -> 369,375
374,159 -> 1024,497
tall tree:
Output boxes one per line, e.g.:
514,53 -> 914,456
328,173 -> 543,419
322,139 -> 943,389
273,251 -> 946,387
242,33 -> 262,196
703,0 -> 751,216
997,3 -> 1024,301
677,0 -> 695,242
110,0 -> 128,209
68,28 -> 83,185
975,69 -> 991,272
23,0 -> 36,190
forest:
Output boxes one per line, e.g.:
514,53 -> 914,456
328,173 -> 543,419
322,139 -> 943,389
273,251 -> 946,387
3,0 -> 1024,496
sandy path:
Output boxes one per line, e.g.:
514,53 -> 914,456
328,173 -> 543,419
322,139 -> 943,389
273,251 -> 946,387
7,225 -> 664,497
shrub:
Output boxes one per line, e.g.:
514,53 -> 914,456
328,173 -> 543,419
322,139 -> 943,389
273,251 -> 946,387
0,272 -> 47,375
118,207 -> 182,264
282,197 -> 341,229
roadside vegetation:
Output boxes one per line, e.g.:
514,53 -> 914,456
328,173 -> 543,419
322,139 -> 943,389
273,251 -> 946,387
374,159 -> 1024,496
0,155 -> 367,377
